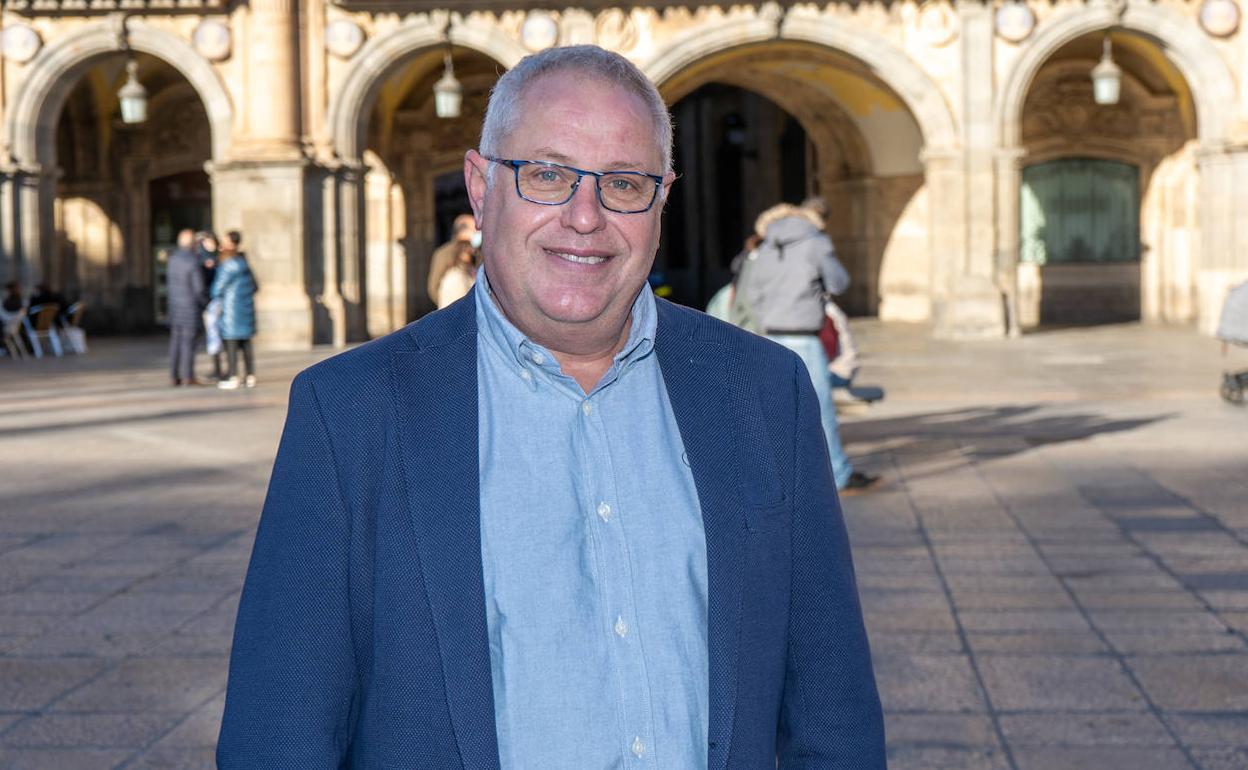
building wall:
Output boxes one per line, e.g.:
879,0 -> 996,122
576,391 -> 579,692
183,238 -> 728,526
1,0 -> 1245,345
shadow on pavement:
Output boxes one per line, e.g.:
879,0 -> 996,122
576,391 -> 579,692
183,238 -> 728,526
844,404 -> 1174,463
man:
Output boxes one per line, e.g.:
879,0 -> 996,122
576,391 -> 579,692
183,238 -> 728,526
738,202 -> 879,493
219,45 -> 883,769
165,228 -> 205,386
427,212 -> 480,306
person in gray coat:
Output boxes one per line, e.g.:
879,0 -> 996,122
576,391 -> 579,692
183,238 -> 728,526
737,201 -> 878,493
166,229 -> 206,386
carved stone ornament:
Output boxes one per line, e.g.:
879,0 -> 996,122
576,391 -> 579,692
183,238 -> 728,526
326,18 -> 366,59
1199,0 -> 1241,36
995,2 -> 1036,43
521,11 -> 560,51
595,9 -> 639,52
192,20 -> 232,62
917,2 -> 959,47
2,23 -> 43,64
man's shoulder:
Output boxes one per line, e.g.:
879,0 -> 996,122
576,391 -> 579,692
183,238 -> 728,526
294,301 -> 474,401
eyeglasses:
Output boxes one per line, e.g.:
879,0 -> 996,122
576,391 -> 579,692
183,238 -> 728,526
484,156 -> 664,214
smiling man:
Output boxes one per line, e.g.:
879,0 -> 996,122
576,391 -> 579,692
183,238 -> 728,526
217,46 -> 884,770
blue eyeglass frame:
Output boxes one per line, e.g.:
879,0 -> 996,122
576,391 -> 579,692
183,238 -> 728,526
484,155 -> 664,214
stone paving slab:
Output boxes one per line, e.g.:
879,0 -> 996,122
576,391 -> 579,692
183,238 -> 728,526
0,323 -> 1246,769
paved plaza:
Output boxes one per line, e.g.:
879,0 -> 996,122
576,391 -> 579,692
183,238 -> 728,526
0,321 -> 1246,770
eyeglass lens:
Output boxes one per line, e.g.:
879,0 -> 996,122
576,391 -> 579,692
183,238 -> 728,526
516,164 -> 654,212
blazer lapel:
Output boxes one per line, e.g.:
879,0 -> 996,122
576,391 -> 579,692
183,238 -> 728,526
655,301 -> 745,770
390,301 -> 500,770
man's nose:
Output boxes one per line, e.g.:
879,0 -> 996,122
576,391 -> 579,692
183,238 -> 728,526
560,179 -> 607,233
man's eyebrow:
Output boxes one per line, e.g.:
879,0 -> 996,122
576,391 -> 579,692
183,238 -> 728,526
527,148 -> 653,172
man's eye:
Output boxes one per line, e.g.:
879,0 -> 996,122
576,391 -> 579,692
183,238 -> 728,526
536,169 -> 562,183
607,176 -> 641,192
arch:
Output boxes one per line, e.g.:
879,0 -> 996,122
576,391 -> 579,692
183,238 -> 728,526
997,3 -> 1237,148
328,18 -> 525,161
7,19 -> 234,167
642,8 -> 959,153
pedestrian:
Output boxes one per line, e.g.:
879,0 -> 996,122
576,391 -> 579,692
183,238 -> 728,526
705,232 -> 759,324
196,231 -> 225,382
435,240 -> 478,309
426,212 -> 480,307
218,44 -> 884,769
211,230 -> 257,389
165,229 -> 205,386
737,201 -> 879,493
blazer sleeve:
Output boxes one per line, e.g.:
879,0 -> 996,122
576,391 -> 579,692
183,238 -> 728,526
217,373 -> 360,768
777,357 -> 886,768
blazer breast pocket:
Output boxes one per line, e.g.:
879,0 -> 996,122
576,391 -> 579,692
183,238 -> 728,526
744,498 -> 789,534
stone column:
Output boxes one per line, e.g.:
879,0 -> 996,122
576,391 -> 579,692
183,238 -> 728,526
933,1 -> 1007,339
210,159 -> 320,348
995,146 -> 1026,335
2,163 -> 56,289
239,0 -> 302,160
213,0 -> 333,348
1197,144 -> 1248,335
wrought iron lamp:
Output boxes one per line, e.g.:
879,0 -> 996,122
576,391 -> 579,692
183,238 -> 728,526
118,58 -> 148,124
1091,34 -> 1122,106
433,25 -> 463,121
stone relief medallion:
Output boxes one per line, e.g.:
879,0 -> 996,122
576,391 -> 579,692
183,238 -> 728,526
917,1 -> 959,47
326,19 -> 366,59
1199,0 -> 1241,37
521,11 -> 560,51
595,9 -> 639,53
995,2 -> 1036,43
192,20 -> 232,62
1,23 -> 42,64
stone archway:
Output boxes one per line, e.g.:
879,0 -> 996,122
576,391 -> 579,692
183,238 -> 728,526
8,19 -> 233,166
327,18 -> 526,164
3,19 -> 233,289
642,8 -> 959,155
995,2 -> 1239,333
996,3 -> 1235,148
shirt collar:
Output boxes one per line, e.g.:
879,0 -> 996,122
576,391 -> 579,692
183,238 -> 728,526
474,267 -> 657,376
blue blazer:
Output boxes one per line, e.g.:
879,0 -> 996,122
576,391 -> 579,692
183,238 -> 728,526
217,296 -> 885,769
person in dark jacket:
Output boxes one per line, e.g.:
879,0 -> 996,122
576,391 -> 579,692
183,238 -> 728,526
196,231 -> 225,381
211,230 -> 258,389
166,229 -> 206,386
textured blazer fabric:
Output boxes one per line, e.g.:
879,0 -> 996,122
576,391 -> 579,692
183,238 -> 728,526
217,295 -> 886,770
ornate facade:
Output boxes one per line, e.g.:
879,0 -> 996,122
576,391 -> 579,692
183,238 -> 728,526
1,0 -> 1245,346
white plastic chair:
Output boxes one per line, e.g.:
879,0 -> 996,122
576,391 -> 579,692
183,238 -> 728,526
60,301 -> 87,354
1,312 -> 26,359
22,304 -> 63,359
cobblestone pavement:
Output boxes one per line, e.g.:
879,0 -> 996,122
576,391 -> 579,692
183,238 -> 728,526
0,322 -> 1246,770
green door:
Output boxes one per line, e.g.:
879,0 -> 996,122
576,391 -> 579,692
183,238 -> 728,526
1020,159 -> 1140,265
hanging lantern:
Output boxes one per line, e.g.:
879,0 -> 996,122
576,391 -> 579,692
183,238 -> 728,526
1090,34 -> 1122,106
433,51 -> 463,119
118,58 -> 148,124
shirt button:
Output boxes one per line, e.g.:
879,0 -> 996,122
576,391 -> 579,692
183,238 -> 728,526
614,616 -> 628,637
631,736 -> 645,757
582,401 -> 592,416
531,352 -> 545,365
520,369 -> 532,381
597,502 -> 611,522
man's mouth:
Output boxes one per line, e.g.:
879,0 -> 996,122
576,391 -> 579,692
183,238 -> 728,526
546,248 -> 610,266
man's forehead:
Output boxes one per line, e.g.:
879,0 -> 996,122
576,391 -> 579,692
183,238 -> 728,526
505,72 -> 661,167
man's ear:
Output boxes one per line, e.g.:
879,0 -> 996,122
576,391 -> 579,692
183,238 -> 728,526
465,150 -> 489,228
659,170 -> 677,203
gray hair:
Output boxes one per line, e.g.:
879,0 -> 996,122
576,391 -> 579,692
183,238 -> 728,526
479,45 -> 673,174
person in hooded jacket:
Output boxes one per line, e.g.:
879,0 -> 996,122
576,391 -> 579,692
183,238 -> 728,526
737,201 -> 879,494
211,230 -> 258,389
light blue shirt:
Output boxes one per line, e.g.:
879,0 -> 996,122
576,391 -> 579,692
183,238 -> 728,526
475,270 -> 709,770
